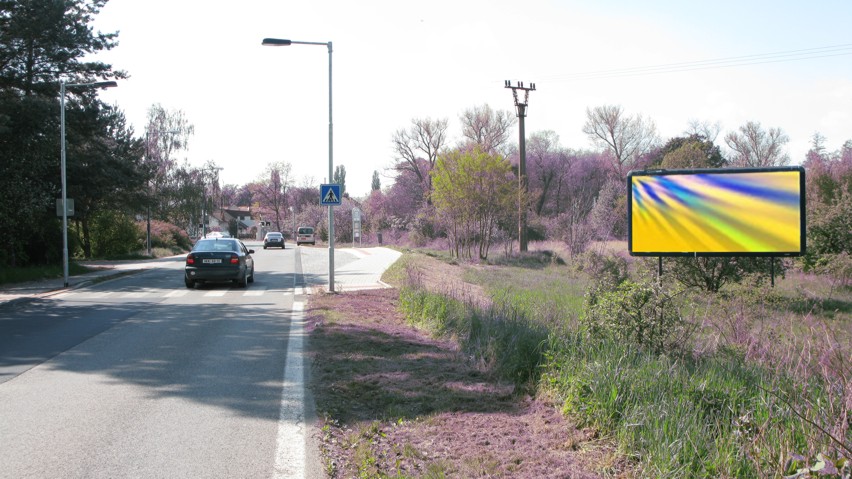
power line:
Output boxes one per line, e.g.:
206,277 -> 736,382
541,43 -> 852,82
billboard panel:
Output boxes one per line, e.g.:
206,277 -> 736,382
628,167 -> 805,257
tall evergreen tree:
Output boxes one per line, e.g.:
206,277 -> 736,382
0,0 -> 128,266
333,164 -> 347,197
371,170 -> 381,191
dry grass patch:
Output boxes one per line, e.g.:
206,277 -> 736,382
307,288 -> 619,478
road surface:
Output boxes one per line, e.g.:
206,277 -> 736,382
0,244 -> 400,479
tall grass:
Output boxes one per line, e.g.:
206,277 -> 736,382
399,286 -> 548,386
394,250 -> 851,478
541,331 -> 834,477
464,266 -> 587,327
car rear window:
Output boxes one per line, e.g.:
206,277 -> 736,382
298,227 -> 314,235
194,239 -> 238,252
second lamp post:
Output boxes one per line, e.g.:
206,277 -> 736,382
262,37 -> 335,292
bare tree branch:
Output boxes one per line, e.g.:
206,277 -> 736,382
725,121 -> 790,167
583,105 -> 658,177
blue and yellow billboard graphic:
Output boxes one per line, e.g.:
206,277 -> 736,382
628,167 -> 806,256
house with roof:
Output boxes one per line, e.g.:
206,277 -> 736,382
208,206 -> 258,239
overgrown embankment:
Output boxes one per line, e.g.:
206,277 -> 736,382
391,248 -> 852,478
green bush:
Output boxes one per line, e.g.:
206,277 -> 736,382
669,256 -> 787,292
90,210 -> 141,258
581,277 -> 694,355
575,250 -> 628,286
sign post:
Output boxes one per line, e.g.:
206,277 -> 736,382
320,184 -> 342,291
352,207 -> 361,247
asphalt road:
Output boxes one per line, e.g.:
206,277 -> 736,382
0,243 -> 399,479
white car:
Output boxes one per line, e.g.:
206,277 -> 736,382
296,227 -> 315,246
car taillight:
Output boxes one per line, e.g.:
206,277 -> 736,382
230,254 -> 239,264
186,254 -> 195,265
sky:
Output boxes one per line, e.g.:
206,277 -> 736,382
90,0 -> 852,198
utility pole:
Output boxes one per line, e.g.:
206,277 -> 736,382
505,80 -> 535,253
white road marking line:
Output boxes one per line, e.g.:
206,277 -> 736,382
273,301 -> 306,479
243,290 -> 265,296
204,291 -> 227,297
123,292 -> 149,298
166,290 -> 188,298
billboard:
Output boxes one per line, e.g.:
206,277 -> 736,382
628,167 -> 805,257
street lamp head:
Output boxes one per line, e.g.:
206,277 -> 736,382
262,38 -> 292,46
64,80 -> 118,89
94,81 -> 118,89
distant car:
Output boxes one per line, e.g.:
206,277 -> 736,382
263,232 -> 285,249
296,226 -> 315,246
185,237 -> 255,288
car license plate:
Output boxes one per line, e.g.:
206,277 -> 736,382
202,259 -> 222,264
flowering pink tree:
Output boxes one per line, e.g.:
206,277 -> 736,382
250,161 -> 292,232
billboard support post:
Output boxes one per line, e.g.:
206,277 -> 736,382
771,257 -> 775,287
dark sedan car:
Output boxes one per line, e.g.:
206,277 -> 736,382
185,238 -> 255,288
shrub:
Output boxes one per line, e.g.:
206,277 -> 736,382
669,256 -> 788,292
91,210 -> 141,257
581,276 -> 696,355
575,250 -> 629,286
142,220 -> 192,252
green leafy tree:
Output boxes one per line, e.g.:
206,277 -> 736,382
66,100 -> 145,258
646,134 -> 726,170
431,146 -> 516,260
89,209 -> 140,258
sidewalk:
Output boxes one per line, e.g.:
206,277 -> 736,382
0,256 -> 181,307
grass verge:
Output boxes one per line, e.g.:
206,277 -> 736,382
392,249 -> 851,478
0,262 -> 92,285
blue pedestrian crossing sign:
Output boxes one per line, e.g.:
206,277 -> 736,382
320,184 -> 342,206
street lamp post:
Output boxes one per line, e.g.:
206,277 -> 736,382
289,206 -> 296,245
263,37 -> 335,292
60,80 -> 117,287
